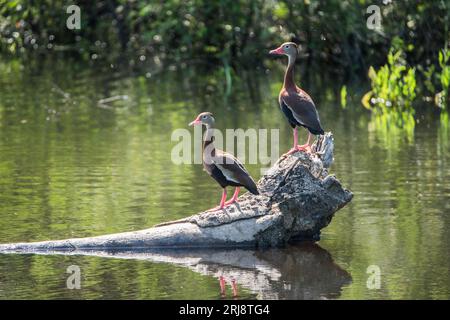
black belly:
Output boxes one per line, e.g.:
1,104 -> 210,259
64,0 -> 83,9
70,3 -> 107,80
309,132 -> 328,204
205,163 -> 242,189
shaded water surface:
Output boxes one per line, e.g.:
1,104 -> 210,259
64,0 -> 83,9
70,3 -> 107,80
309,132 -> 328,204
0,58 -> 449,299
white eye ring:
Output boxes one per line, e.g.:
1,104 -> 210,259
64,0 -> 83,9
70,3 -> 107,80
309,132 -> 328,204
202,115 -> 207,119
285,45 -> 289,49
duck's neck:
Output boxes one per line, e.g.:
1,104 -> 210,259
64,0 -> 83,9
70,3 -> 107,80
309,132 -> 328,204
283,55 -> 296,90
203,125 -> 216,155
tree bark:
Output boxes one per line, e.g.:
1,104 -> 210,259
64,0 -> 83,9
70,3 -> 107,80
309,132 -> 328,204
0,133 -> 352,253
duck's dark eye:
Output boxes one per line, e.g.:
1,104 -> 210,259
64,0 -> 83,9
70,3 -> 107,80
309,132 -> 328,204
202,115 -> 207,119
285,45 -> 290,49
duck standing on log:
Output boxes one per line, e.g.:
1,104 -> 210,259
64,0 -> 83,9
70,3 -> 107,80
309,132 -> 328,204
269,42 -> 324,154
189,112 -> 259,210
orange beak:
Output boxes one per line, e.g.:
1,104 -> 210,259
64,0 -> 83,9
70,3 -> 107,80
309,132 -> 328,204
269,46 -> 284,55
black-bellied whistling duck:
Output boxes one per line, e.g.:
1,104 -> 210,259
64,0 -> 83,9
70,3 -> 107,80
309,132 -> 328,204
189,112 -> 259,210
269,42 -> 324,154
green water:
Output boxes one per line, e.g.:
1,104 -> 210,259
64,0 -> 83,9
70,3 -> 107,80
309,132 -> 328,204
0,57 -> 449,299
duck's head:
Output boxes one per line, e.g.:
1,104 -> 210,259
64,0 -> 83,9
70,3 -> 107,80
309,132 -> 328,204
269,42 -> 298,60
189,112 -> 215,127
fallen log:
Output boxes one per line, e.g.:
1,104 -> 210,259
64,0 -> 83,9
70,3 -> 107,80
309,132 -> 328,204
0,133 -> 352,253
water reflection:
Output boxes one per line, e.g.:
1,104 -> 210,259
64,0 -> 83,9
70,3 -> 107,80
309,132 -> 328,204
13,243 -> 351,300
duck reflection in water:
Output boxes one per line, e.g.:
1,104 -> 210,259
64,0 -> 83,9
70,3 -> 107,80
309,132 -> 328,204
205,242 -> 351,299
219,276 -> 239,299
33,242 -> 351,299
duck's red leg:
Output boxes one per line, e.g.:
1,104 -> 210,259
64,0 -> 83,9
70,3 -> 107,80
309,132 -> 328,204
284,128 -> 299,155
225,187 -> 240,205
297,132 -> 312,152
219,189 -> 227,208
207,189 -> 227,211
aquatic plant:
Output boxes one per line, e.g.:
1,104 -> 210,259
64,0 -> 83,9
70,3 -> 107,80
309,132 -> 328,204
435,49 -> 450,108
362,49 -> 416,118
419,48 -> 450,109
340,85 -> 347,109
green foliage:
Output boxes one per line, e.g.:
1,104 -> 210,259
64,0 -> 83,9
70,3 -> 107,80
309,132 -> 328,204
0,0 -> 448,74
363,49 -> 416,118
1,1 -> 449,118
435,49 -> 450,108
340,85 -> 347,109
438,49 -> 450,88
418,47 -> 450,109
421,64 -> 436,94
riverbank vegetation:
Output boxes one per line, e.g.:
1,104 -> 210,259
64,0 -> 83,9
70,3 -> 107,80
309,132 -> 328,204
1,1 -> 449,117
